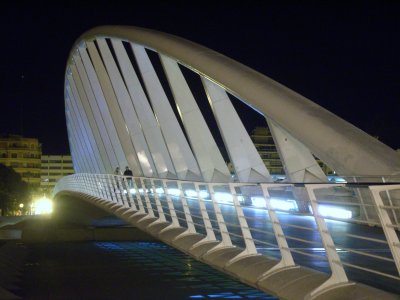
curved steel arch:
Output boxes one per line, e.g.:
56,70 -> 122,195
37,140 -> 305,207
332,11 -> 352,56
67,26 -> 400,176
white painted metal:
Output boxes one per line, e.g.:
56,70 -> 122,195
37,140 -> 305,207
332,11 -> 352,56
133,179 -> 145,213
80,42 -> 129,170
369,185 -> 400,275
177,181 -> 196,234
140,178 -> 155,218
65,94 -> 92,173
65,105 -> 91,172
65,111 -> 82,173
96,38 -> 156,177
208,184 -> 233,248
194,182 -> 216,242
71,56 -> 112,173
86,41 -> 141,173
54,173 -> 400,298
129,43 -> 202,181
71,26 -> 400,176
150,179 -> 166,222
162,180 -> 180,227
305,184 -> 352,298
160,54 -> 231,182
68,70 -> 104,173
65,83 -> 97,173
226,183 -> 258,264
74,51 -> 118,172
203,78 -> 272,183
267,119 -> 327,182
259,183 -> 297,278
68,83 -> 100,173
107,40 -> 177,179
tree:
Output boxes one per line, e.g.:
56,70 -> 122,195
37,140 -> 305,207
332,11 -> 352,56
0,163 -> 30,215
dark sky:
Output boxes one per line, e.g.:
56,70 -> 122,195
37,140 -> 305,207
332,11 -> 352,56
1,2 -> 399,154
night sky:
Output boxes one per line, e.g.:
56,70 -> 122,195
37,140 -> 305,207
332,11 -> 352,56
1,2 -> 399,154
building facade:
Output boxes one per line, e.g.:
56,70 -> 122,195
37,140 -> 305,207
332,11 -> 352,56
250,127 -> 284,175
0,135 -> 42,188
40,155 -> 74,194
250,127 -> 333,176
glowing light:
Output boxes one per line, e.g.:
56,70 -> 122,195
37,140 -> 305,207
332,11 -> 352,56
129,188 -> 136,194
19,203 -> 24,208
271,198 -> 298,211
167,188 -> 181,197
318,205 -> 352,219
123,189 -> 127,194
185,189 -> 197,198
155,188 -> 164,194
214,192 -> 233,203
199,191 -> 209,199
251,196 -> 298,211
251,197 -> 266,208
32,197 -> 53,215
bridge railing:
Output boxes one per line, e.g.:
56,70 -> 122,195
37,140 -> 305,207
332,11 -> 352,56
53,173 -> 400,295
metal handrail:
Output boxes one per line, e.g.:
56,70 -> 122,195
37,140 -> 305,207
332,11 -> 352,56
53,173 -> 400,296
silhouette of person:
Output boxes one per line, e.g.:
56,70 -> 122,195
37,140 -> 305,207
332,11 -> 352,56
123,166 -> 133,188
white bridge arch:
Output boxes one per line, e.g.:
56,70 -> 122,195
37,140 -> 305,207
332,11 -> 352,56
58,26 -> 400,299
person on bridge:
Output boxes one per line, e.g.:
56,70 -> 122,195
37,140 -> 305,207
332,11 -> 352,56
123,166 -> 133,188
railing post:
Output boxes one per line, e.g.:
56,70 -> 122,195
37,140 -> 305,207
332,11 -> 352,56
133,178 -> 144,213
305,184 -> 352,299
107,174 -> 117,203
381,178 -> 399,226
140,177 -> 155,217
162,180 -> 180,227
208,183 -> 233,249
150,179 -> 166,222
226,183 -> 258,264
118,176 -> 128,207
352,176 -> 371,224
369,185 -> 400,275
177,181 -> 196,234
194,182 -> 216,242
258,183 -> 297,278
123,176 -> 137,210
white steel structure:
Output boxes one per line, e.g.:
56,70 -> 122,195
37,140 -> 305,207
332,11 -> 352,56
58,26 -> 400,299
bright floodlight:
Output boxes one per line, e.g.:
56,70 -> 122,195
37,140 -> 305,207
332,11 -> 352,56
32,197 -> 53,215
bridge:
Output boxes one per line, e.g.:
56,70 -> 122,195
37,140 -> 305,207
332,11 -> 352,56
55,26 -> 400,299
